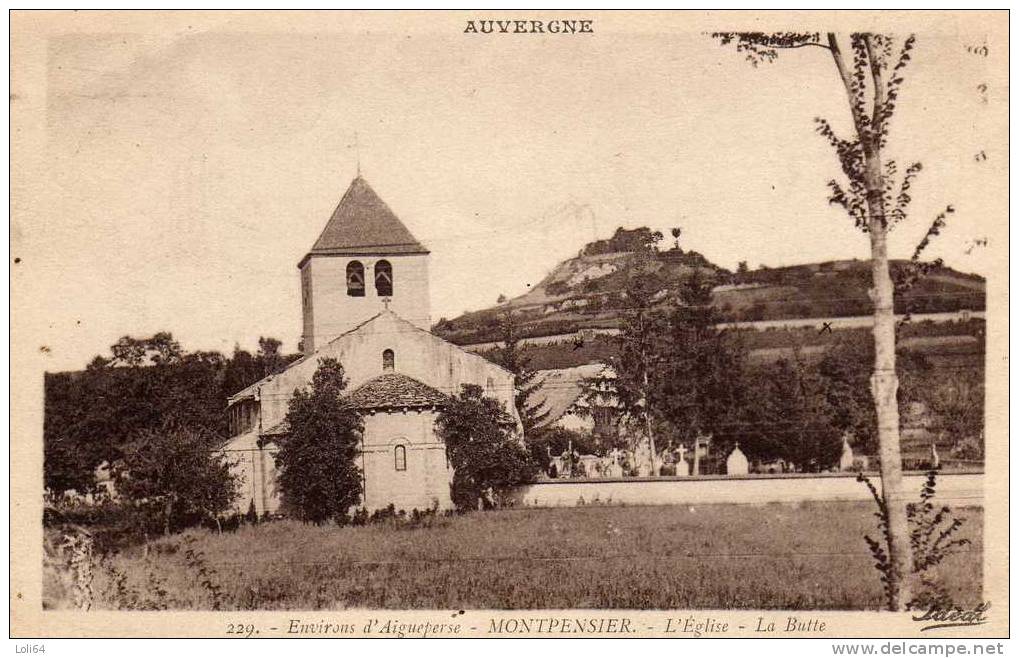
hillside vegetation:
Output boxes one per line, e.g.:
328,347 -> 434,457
433,227 -> 985,347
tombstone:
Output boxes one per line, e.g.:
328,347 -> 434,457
839,436 -> 855,471
633,439 -> 653,477
579,455 -> 602,478
726,443 -> 749,476
605,449 -> 624,478
674,444 -> 690,476
692,434 -> 711,476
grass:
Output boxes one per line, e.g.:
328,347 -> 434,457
45,501 -> 983,611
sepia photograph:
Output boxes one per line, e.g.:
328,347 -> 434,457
9,9 -> 1009,640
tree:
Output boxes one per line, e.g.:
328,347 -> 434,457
923,369 -> 984,459
712,29 -> 950,609
436,384 -> 537,511
110,332 -> 183,366
44,332 -> 296,496
651,272 -> 748,450
817,334 -> 932,458
257,336 -> 285,377
742,354 -> 843,471
44,337 -> 230,494
221,344 -> 262,399
275,358 -> 363,524
608,231 -> 666,470
112,423 -> 236,536
612,261 -> 747,473
492,310 -> 549,433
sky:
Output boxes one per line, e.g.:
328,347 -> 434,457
11,12 -> 1007,373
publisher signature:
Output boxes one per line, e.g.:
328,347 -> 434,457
912,602 -> 990,632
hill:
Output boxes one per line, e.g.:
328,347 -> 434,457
432,227 -> 985,347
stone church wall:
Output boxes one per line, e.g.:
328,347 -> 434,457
255,312 -> 520,437
360,410 -> 452,512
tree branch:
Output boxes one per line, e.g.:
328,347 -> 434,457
827,33 -> 869,136
773,41 -> 832,51
864,34 -> 887,143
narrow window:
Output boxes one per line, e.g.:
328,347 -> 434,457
346,261 -> 365,297
382,349 -> 395,372
394,445 -> 407,471
375,260 -> 393,297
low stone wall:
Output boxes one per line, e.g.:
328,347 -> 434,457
510,471 -> 983,509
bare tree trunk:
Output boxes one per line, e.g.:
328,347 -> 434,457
828,32 -> 913,610
163,498 -> 173,537
866,199 -> 912,610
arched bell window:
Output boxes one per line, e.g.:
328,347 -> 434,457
346,261 -> 365,297
382,349 -> 395,372
394,444 -> 407,471
375,260 -> 393,297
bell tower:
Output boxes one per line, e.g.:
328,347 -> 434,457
298,176 -> 431,354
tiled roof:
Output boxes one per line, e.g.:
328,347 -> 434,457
261,420 -> 290,437
346,373 -> 449,410
256,373 -> 447,439
531,363 -> 612,429
303,176 -> 429,262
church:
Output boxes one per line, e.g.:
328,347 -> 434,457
222,175 -> 521,515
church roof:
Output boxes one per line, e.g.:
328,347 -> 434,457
257,372 -> 447,438
301,176 -> 429,265
346,373 -> 449,411
228,309 -> 514,410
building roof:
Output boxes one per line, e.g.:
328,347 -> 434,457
531,363 -> 612,429
346,373 -> 449,411
257,373 -> 448,439
227,309 -> 513,410
300,176 -> 429,266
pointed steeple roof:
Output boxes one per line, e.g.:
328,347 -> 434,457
301,176 -> 429,265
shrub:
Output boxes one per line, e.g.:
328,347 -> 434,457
436,385 -> 538,511
858,470 -> 971,611
111,423 -> 237,537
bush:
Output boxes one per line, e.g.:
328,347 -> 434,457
858,470 -> 971,611
112,423 -> 237,537
436,385 -> 538,511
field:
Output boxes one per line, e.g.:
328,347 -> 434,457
45,502 -> 982,611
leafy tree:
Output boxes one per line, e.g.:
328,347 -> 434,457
44,332 -> 296,495
492,311 -> 549,433
221,344 -> 262,399
922,369 -> 984,459
436,384 -> 537,511
608,231 -> 666,464
257,336 -> 285,377
712,29 -> 950,609
275,358 -> 363,524
45,340 -> 229,494
651,272 -> 749,448
818,334 -> 933,458
110,332 -> 183,366
612,262 -> 748,470
112,423 -> 236,536
742,354 -> 843,471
